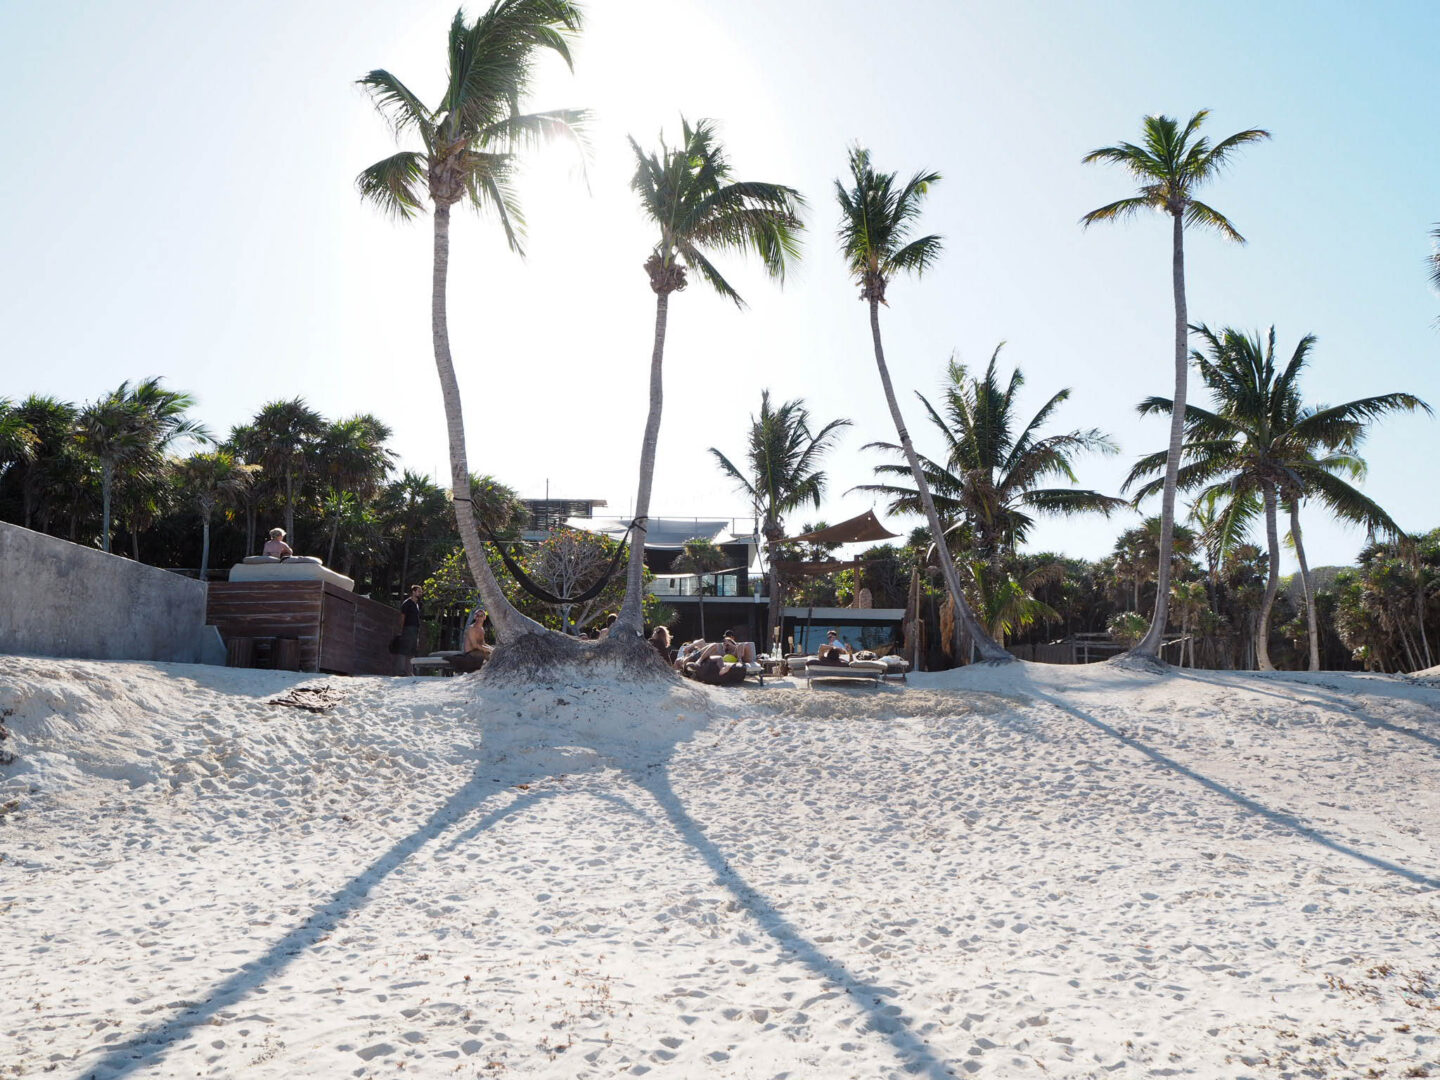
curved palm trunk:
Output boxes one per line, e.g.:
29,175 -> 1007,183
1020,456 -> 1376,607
1289,502 -> 1320,671
616,291 -> 670,637
431,204 -> 546,642
867,299 -> 1009,663
1136,211 -> 1188,659
1256,482 -> 1281,671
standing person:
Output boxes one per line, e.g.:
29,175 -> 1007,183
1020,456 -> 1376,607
263,528 -> 293,558
397,585 -> 422,675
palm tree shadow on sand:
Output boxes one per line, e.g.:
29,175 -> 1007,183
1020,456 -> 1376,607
74,766 -> 565,1080
1014,669 -> 1440,891
76,683 -> 960,1080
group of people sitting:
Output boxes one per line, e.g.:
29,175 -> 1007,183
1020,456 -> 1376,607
656,628 -> 758,686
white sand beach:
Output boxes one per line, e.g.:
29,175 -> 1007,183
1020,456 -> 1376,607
2,657 -> 1438,1078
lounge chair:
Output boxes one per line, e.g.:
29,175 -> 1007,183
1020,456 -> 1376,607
802,657 -> 887,688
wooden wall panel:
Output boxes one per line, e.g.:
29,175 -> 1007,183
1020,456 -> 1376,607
207,581 -> 402,675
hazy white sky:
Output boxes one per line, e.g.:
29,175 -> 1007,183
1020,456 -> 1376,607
2,0 -> 1436,569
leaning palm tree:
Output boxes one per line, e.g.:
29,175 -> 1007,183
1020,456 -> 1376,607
710,391 -> 850,652
856,347 -> 1125,572
836,146 -> 1009,663
1082,110 -> 1269,661
175,451 -> 260,580
612,118 -> 804,642
1126,324 -> 1429,670
356,1 -> 585,648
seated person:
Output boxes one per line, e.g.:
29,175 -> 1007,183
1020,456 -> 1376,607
813,644 -> 850,666
720,633 -> 757,664
691,654 -> 747,686
822,630 -> 852,659
263,528 -> 293,558
649,625 -> 671,658
462,608 -> 493,659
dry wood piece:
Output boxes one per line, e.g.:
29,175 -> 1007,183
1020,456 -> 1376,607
267,686 -> 343,713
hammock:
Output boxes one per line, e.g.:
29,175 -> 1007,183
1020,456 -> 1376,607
484,519 -> 637,607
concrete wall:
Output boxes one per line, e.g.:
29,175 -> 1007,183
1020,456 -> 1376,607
0,521 -> 221,664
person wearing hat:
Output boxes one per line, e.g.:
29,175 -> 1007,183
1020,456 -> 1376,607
262,528 -> 293,558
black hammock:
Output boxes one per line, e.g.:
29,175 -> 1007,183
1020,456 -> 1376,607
484,520 -> 637,607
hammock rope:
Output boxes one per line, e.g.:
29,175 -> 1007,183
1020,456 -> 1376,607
484,518 -> 639,607
451,496 -> 641,607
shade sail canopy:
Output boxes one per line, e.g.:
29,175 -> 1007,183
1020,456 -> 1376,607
773,559 -> 864,577
568,517 -> 734,550
783,510 -> 897,546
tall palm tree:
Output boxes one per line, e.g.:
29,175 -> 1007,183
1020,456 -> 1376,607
856,347 -> 1124,571
356,1 -> 585,645
249,399 -> 326,550
1126,324 -> 1429,670
670,537 -> 730,642
710,391 -> 850,652
381,470 -> 452,589
614,118 -> 804,641
1430,224 -> 1440,299
1081,110 -> 1269,660
317,414 -> 396,565
836,146 -> 1009,663
175,451 -> 260,580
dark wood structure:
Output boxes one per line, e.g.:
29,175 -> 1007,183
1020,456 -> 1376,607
206,581 -> 401,675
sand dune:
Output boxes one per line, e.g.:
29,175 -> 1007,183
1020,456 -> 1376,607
2,656 -> 1437,1078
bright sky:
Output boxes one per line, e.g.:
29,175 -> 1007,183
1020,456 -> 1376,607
3,0 -> 1436,571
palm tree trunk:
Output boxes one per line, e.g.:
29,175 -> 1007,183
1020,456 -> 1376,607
1289,503 -> 1320,671
764,522 -> 784,653
200,511 -> 212,583
430,203 -> 546,642
101,460 -> 113,553
616,290 -> 670,637
1256,482 -> 1281,671
867,298 -> 1009,663
697,578 -> 707,641
284,471 -> 295,546
1136,210 -> 1188,659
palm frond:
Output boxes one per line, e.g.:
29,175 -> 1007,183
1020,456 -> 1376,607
356,151 -> 428,220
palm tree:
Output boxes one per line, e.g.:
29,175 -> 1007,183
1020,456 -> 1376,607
836,146 -> 1009,663
75,379 -> 203,553
381,470 -> 452,589
856,347 -> 1125,572
670,537 -> 730,642
0,399 -> 37,487
964,559 -> 1061,647
6,395 -> 76,531
710,391 -> 850,652
1081,110 -> 1269,661
1430,225 -> 1440,311
613,118 -> 804,641
175,451 -> 260,580
356,1 -> 585,646
249,399 -> 326,549
1126,325 -> 1429,670
316,415 -> 396,565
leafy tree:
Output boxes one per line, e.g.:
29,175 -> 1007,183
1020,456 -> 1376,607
0,399 -> 37,486
249,399 -> 326,547
1081,110 -> 1269,660
963,559 -> 1061,647
1127,325 -> 1428,669
380,470 -> 452,590
357,0 -> 585,646
857,347 -> 1124,571
519,527 -> 635,634
174,451 -> 260,580
710,391 -> 849,651
836,146 -> 1008,663
615,118 -> 803,640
